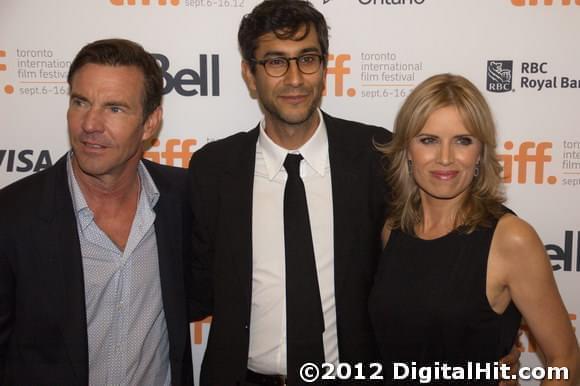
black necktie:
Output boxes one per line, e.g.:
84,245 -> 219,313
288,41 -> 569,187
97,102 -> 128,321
283,154 -> 325,385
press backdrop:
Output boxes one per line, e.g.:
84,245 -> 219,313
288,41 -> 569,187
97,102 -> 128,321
1,0 -> 579,384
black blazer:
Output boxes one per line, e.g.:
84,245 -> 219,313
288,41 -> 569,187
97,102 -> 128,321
0,155 -> 194,385
188,112 -> 392,385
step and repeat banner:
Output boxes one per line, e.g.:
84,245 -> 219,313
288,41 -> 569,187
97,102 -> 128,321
1,0 -> 579,384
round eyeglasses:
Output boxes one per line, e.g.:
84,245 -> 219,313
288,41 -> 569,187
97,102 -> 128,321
251,54 -> 324,77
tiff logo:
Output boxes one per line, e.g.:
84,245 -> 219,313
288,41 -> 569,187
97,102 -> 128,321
324,54 -> 356,97
192,316 -> 212,345
512,0 -> 580,5
143,138 -> 198,168
110,0 -> 180,5
0,50 -> 6,71
498,141 -> 557,184
0,50 -> 14,94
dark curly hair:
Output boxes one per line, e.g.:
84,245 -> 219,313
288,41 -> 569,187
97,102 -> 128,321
238,0 -> 329,72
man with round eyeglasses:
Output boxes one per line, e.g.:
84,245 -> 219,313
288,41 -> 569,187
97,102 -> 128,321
189,1 -> 523,385
188,2 -> 391,385
250,53 -> 325,78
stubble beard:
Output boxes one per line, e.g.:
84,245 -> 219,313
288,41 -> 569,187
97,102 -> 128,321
262,88 -> 323,129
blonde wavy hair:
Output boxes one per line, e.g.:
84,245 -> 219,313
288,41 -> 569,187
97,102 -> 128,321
377,73 -> 505,234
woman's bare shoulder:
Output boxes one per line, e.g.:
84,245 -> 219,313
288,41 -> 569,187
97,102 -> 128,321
493,213 -> 545,263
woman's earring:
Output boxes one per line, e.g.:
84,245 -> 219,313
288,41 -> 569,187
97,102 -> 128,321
407,159 -> 413,174
474,161 -> 480,177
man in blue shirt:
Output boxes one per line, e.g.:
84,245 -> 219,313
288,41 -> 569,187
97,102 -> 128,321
0,38 -> 198,385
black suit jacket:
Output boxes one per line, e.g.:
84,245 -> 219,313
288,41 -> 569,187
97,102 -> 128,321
188,112 -> 392,385
0,155 -> 194,385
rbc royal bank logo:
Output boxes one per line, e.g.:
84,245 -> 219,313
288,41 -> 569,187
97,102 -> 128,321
486,60 -> 513,93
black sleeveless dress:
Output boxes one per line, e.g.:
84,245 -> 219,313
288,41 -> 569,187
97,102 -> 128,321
368,221 -> 521,385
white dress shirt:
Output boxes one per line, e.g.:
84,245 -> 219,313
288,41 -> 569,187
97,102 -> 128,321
248,110 -> 338,375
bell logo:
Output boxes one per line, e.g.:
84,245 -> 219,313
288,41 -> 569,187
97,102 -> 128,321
546,230 -> 580,272
154,53 -> 220,97
110,0 -> 180,5
498,141 -> 557,184
325,54 -> 356,97
143,138 -> 198,168
512,0 -> 580,5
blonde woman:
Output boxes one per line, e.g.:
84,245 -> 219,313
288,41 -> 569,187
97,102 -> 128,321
369,74 -> 579,385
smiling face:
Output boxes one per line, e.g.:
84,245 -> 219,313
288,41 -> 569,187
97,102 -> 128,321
408,105 -> 482,206
67,63 -> 159,184
242,23 -> 326,136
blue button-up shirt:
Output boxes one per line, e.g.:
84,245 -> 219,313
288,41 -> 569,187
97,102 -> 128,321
67,154 -> 171,386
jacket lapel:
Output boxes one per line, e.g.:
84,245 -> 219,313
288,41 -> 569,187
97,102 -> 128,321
325,114 -> 363,297
150,166 -> 188,368
220,128 -> 258,317
39,155 -> 89,384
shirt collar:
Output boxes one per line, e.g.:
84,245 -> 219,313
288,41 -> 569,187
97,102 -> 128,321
138,161 -> 160,209
258,109 -> 329,180
67,152 -> 90,229
66,152 -> 160,229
